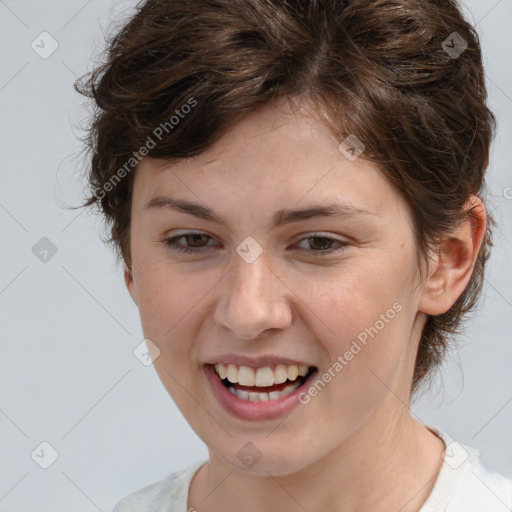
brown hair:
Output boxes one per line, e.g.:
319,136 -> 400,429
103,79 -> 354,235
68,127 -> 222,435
75,0 -> 496,396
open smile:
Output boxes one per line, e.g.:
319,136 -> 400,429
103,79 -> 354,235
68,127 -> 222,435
204,362 -> 318,421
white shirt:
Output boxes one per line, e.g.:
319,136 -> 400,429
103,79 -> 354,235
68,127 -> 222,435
112,426 -> 512,512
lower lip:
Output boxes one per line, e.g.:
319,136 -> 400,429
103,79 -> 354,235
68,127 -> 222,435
204,364 -> 317,421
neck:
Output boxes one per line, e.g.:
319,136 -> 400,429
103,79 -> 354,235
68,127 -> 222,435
189,400 -> 445,512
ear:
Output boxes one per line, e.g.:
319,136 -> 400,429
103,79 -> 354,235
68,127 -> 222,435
418,195 -> 487,316
124,266 -> 139,306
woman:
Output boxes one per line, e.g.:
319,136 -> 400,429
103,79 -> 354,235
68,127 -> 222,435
76,0 -> 512,510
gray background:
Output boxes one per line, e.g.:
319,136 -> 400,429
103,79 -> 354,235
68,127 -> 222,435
0,0 -> 511,510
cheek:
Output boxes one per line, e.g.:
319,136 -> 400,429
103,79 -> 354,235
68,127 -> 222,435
307,258 -> 407,334
134,266 -> 209,408
134,261 -> 222,366
296,268 -> 411,437
302,254 -> 414,383
132,255 -> 187,342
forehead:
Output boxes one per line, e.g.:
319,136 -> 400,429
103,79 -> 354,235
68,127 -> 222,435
131,98 -> 408,225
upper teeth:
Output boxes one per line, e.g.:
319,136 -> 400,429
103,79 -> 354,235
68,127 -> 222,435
214,363 -> 310,386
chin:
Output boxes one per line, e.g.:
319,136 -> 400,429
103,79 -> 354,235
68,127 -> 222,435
214,441 -> 319,477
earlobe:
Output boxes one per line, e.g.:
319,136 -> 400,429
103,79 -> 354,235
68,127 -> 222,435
124,266 -> 138,306
418,195 -> 486,316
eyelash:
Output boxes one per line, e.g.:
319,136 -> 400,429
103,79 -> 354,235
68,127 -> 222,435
162,232 -> 349,256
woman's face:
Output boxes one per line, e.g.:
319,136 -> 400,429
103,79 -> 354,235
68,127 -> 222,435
126,97 -> 428,476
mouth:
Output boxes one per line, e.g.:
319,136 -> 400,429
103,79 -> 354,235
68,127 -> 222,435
204,361 -> 318,421
213,362 -> 316,402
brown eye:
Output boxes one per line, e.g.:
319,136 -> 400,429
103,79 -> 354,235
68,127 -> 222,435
182,234 -> 210,247
307,237 -> 336,251
295,234 -> 348,256
163,233 -> 217,253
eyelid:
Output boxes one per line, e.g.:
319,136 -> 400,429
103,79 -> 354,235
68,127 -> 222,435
163,230 -> 349,256
164,230 -> 346,245
293,232 -> 349,254
292,231 -> 346,242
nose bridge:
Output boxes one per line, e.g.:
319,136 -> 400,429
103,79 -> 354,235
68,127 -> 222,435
233,251 -> 271,303
214,247 -> 292,338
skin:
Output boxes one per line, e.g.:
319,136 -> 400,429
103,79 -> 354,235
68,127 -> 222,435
124,95 -> 486,512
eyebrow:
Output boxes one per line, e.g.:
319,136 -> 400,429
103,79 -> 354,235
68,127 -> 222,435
143,196 -> 375,228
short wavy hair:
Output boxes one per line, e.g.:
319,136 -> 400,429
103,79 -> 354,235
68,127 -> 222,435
75,0 -> 496,396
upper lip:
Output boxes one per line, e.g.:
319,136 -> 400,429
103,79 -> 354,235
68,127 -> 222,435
204,354 -> 316,369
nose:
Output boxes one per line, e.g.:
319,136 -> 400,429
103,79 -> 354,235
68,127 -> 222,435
213,250 -> 293,339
